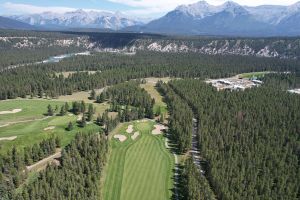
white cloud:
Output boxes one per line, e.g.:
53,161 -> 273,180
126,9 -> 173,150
3,2 -> 75,14
2,2 -> 111,14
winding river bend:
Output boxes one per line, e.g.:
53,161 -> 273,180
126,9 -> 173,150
1,51 -> 90,72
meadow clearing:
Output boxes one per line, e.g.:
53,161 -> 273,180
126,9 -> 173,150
140,79 -> 168,117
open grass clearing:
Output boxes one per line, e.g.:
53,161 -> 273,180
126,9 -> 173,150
57,87 -> 105,103
56,71 -> 98,78
0,100 -> 65,124
143,77 -> 172,84
140,82 -> 168,116
237,71 -> 271,78
0,100 -> 102,154
103,120 -> 174,200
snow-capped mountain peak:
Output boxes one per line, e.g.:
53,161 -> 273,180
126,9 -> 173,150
218,1 -> 248,15
175,1 -> 248,18
9,10 -> 143,30
133,0 -> 300,36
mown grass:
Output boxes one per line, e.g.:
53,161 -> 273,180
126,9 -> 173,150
103,121 -> 174,200
0,100 -> 65,124
140,83 -> 167,115
238,71 -> 270,78
0,99 -> 102,154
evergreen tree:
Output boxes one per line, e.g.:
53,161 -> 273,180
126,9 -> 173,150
47,104 -> 54,116
66,122 -> 73,131
87,104 -> 94,121
79,115 -> 86,127
60,105 -> 66,116
90,89 -> 96,100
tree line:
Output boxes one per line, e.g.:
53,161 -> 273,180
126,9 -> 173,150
169,78 -> 300,200
157,81 -> 193,153
1,51 -> 300,100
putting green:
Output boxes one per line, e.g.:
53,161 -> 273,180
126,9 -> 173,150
103,121 -> 174,200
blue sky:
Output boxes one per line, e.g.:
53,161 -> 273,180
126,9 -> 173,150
0,0 -> 299,18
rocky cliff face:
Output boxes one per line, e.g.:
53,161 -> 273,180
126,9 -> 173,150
95,38 -> 300,59
1,34 -> 300,59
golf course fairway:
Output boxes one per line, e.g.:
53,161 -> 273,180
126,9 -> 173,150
103,121 -> 174,200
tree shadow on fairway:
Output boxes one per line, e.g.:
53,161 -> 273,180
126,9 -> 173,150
164,130 -> 187,200
170,165 -> 186,200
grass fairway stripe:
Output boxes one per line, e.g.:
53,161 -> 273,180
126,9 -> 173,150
103,121 -> 174,200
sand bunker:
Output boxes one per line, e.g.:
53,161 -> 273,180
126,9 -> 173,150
68,113 -> 74,116
44,126 -> 55,131
0,136 -> 17,141
0,124 -> 9,128
126,125 -> 134,134
114,134 -> 127,142
131,132 -> 140,140
152,124 -> 167,135
77,114 -> 83,121
0,109 -> 22,115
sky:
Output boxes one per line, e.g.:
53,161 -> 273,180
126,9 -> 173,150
0,0 -> 299,18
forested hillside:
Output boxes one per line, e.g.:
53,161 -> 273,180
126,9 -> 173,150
168,79 -> 300,199
0,137 -> 60,199
1,30 -> 300,68
15,132 -> 108,200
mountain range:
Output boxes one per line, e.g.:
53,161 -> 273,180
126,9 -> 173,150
129,1 -> 300,36
8,9 -> 143,30
0,16 -> 34,30
1,1 -> 300,36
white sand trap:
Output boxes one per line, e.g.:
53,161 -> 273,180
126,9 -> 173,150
68,113 -> 74,116
44,126 -> 55,131
126,125 -> 134,134
0,109 -> 22,115
131,132 -> 140,140
77,114 -> 83,121
0,136 -> 17,141
152,124 -> 167,135
0,124 -> 9,128
114,134 -> 127,142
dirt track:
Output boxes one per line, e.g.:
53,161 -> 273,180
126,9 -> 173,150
26,149 -> 61,172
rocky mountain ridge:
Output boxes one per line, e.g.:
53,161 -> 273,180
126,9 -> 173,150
130,1 -> 300,36
9,9 -> 143,30
1,33 -> 300,59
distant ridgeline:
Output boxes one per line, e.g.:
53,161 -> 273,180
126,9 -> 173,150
1,31 -> 300,69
